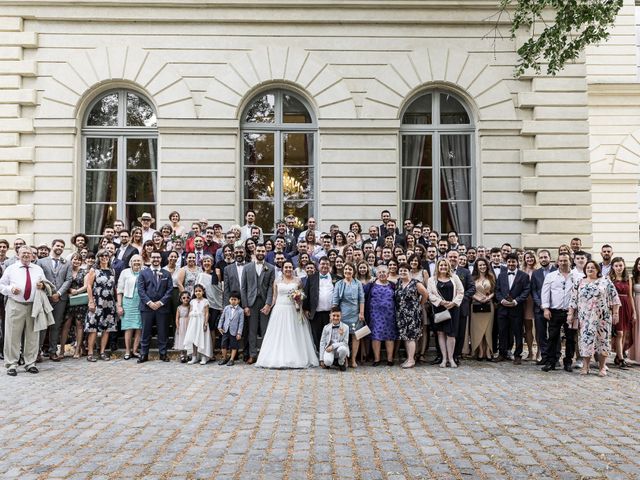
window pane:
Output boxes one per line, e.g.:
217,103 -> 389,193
401,168 -> 432,202
283,93 -> 312,123
283,133 -> 313,166
86,171 -> 117,203
127,204 -> 157,229
440,134 -> 471,167
401,202 -> 433,228
401,135 -> 432,167
244,167 -> 275,201
126,172 -> 157,202
127,138 -> 158,169
126,92 -> 157,127
402,93 -> 432,125
440,169 -> 471,201
440,93 -> 470,124
86,138 -> 118,169
87,92 -> 119,126
283,201 -> 313,228
441,202 -> 472,242
244,201 -> 274,233
244,94 -> 275,123
244,133 -> 274,166
85,203 -> 117,237
283,167 -> 313,201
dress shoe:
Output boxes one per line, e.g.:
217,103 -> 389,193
372,361 -> 380,367
430,357 -> 443,365
535,359 -> 546,366
7,368 -> 17,377
137,355 -> 148,364
159,354 -> 170,362
49,354 -> 61,362
513,357 -> 522,365
26,366 -> 39,374
493,355 -> 507,363
339,363 -> 346,371
563,364 -> 572,372
246,357 -> 256,365
541,363 -> 555,372
218,358 -> 228,365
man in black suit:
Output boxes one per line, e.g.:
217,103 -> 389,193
241,244 -> 275,364
496,253 -> 531,364
114,230 -> 138,267
530,249 -> 556,365
447,250 -> 476,363
303,257 -> 336,350
376,219 -> 405,249
489,247 -> 506,354
137,251 -> 173,363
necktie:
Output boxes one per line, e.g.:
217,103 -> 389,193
23,265 -> 32,301
196,252 -> 201,264
53,258 -> 59,271
320,274 -> 329,279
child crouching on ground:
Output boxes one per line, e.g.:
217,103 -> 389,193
319,307 -> 350,371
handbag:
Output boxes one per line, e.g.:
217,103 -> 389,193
433,309 -> 451,324
472,302 -> 491,313
355,324 -> 371,340
69,293 -> 89,306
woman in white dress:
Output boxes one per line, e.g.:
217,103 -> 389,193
256,260 -> 319,369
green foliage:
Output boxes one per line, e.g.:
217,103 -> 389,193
498,0 -> 624,76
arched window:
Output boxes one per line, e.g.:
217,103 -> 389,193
82,89 -> 158,241
241,90 -> 316,234
400,90 -> 475,245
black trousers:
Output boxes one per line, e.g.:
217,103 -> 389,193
140,310 -> 169,356
498,306 -> 523,358
533,308 -> 548,361
310,311 -> 330,352
453,308 -> 468,358
546,309 -> 576,367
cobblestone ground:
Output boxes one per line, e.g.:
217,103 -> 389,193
0,357 -> 639,480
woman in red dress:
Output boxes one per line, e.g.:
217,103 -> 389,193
609,257 -> 636,368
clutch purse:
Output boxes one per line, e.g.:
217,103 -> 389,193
472,302 -> 491,313
433,309 -> 451,324
354,324 -> 371,340
69,293 -> 89,306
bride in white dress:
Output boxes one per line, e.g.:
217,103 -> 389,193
256,261 -> 319,369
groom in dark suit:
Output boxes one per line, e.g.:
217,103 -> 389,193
303,257 -> 337,350
137,252 -> 173,363
241,244 -> 275,364
496,253 -> 530,365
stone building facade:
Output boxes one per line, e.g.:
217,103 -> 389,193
0,0 -> 638,258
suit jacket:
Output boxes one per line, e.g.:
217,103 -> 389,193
115,244 -> 138,267
454,267 -> 476,317
137,267 -> 173,313
530,266 -> 557,311
241,261 -> 275,308
496,269 -> 531,311
303,272 -> 337,317
37,256 -> 72,299
265,250 -> 290,265
319,321 -> 350,355
223,262 -> 244,307
217,304 -> 244,336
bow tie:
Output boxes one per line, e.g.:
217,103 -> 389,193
236,262 -> 245,266
320,274 -> 329,279
332,325 -> 340,329
508,272 -> 515,276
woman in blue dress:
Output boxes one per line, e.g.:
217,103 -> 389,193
365,264 -> 397,366
332,263 -> 365,368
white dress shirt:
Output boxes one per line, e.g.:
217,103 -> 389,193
0,261 -> 45,303
507,268 -> 517,289
255,261 -> 264,277
142,227 -> 156,243
236,262 -> 245,284
317,275 -> 334,312
540,270 -> 573,310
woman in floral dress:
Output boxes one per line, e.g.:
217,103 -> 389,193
569,260 -> 620,377
85,249 -> 117,362
395,263 -> 428,369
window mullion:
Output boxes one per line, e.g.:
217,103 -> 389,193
118,135 -> 126,223
275,130 -> 283,225
433,133 -> 441,234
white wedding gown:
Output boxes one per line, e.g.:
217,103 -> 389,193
255,280 -> 319,369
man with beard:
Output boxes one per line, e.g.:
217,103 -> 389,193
223,244 -> 247,307
530,249 -> 556,366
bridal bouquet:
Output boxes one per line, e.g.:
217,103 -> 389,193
288,288 -> 306,323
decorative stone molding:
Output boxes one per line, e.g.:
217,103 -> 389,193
36,45 -> 197,122
361,47 -> 517,122
200,45 -> 357,120
591,128 -> 640,176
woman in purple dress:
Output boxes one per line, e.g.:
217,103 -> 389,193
365,265 -> 397,366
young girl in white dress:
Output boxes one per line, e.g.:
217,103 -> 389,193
183,284 -> 212,365
174,291 -> 191,363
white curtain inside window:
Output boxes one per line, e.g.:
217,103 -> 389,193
440,134 -> 471,236
402,135 -> 427,219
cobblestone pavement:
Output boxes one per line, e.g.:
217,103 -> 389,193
1,357 -> 639,480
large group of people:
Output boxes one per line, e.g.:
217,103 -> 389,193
0,209 -> 638,378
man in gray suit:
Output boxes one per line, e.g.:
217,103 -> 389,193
241,244 -> 275,364
37,239 -> 72,361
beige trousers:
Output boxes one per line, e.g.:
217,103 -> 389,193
4,298 -> 39,370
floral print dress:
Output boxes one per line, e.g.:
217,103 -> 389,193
85,268 -> 117,333
570,277 -> 620,357
395,279 -> 423,341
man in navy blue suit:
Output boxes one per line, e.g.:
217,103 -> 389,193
137,251 -> 173,363
496,253 -> 530,365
